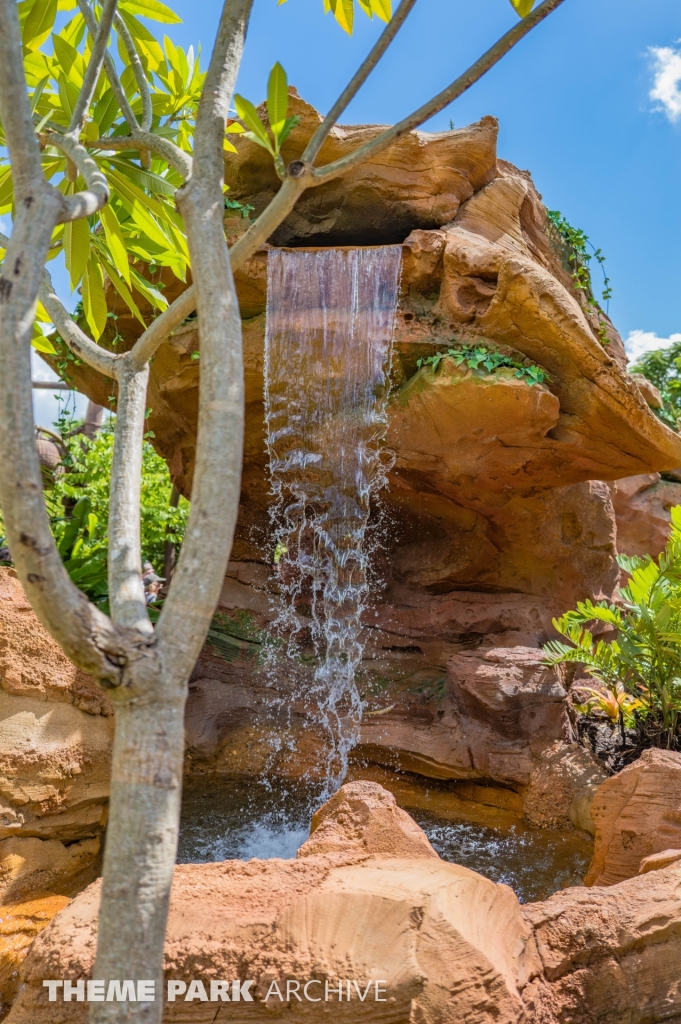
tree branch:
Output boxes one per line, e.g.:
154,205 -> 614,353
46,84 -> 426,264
154,0 -> 255,684
45,133 -> 110,221
90,132 -> 192,179
108,359 -> 153,634
312,0 -> 567,184
69,0 -> 119,134
127,283 -> 197,370
39,268 -> 120,378
114,10 -> 153,133
76,0 -> 140,133
0,0 -> 44,190
302,0 -> 418,165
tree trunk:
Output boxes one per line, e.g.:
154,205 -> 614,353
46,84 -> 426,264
91,688 -> 187,1023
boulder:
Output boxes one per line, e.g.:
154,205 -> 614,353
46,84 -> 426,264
521,858 -> 681,1023
7,781 -> 535,1024
0,569 -> 112,847
298,780 -> 439,860
585,748 -> 681,886
523,741 -> 607,833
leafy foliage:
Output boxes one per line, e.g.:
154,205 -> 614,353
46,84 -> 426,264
0,0 -> 208,343
234,63 -> 299,179
416,342 -> 549,388
546,209 -> 612,346
544,507 -> 681,747
41,413 -> 188,602
630,341 -> 681,431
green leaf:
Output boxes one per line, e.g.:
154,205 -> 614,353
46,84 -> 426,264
31,329 -> 58,355
267,62 -> 288,142
277,114 -> 300,148
118,10 -> 165,71
95,249 -> 146,325
63,215 -> 90,290
328,0 -> 354,34
370,0 -> 392,21
0,165 -> 14,215
100,204 -> 131,285
22,0 -> 58,51
82,257 -> 108,340
129,266 -> 168,310
509,0 -> 535,16
233,94 -> 272,153
120,0 -> 182,23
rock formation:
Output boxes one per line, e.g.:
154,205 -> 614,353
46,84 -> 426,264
0,568 -> 111,898
585,748 -> 681,886
610,472 -> 681,557
7,781 -> 681,1024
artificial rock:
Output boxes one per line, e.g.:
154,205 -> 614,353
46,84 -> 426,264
7,781 -> 681,1024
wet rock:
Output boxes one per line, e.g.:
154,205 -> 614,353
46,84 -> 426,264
610,472 -> 681,557
0,569 -> 112,846
585,748 -> 681,886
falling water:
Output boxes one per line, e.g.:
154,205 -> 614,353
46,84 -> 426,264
264,246 -> 402,794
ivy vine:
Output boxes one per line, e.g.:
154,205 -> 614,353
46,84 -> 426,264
416,342 -> 549,388
546,209 -> 612,346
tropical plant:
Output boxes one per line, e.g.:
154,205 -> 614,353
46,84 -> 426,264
416,341 -> 549,387
0,0 -> 567,1016
544,506 -> 681,749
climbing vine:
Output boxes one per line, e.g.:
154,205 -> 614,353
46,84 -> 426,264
546,209 -> 612,346
416,342 -> 549,388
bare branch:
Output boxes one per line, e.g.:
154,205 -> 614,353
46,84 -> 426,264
127,284 -> 197,370
76,0 -> 140,132
39,268 -> 119,378
45,133 -> 110,221
69,0 -> 119,134
302,0 -> 419,165
114,11 -> 153,133
108,359 -> 153,634
90,132 -> 192,179
155,0 -> 255,684
312,0 -> 567,184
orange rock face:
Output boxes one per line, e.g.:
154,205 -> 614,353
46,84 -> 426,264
0,895 -> 71,1019
610,473 -> 681,558
0,569 -> 109,907
585,748 -> 681,886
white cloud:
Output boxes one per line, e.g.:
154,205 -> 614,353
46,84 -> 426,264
649,45 -> 681,122
625,330 -> 681,364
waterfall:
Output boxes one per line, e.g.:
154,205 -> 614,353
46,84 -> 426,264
264,246 -> 402,794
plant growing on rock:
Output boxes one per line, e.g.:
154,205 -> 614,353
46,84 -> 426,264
0,0 -> 567,1016
416,341 -> 549,387
544,506 -> 681,753
630,340 -> 681,434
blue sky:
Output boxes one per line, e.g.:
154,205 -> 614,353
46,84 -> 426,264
30,0 -> 681,422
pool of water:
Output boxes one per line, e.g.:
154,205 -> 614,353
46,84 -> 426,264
178,771 -> 593,904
